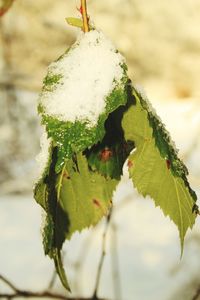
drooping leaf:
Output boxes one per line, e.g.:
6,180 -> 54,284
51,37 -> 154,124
34,148 -> 118,290
122,84 -> 197,251
56,152 -> 118,240
34,144 -> 70,290
34,28 -> 198,292
54,249 -> 70,291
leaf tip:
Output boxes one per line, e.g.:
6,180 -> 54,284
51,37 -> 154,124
54,250 -> 71,292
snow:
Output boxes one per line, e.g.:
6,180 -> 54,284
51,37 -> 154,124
39,30 -> 125,125
35,128 -> 52,179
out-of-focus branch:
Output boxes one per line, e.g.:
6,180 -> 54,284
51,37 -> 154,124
0,274 -> 106,300
71,226 -> 99,293
47,269 -> 57,290
93,209 -> 113,299
192,286 -> 200,300
0,0 -> 15,17
0,197 -> 131,300
110,222 -> 122,300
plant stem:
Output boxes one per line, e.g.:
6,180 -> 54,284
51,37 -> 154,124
81,0 -> 89,33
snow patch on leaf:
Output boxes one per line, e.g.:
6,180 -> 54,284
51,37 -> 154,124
39,30 -> 125,126
35,129 -> 52,179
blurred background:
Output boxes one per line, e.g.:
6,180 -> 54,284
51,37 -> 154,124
0,0 -> 200,299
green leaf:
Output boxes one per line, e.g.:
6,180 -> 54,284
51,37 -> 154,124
66,17 -> 94,30
34,146 -> 70,291
35,30 -> 198,290
66,17 -> 84,28
40,81 -> 129,173
34,148 -> 118,291
54,250 -> 70,291
38,35 -> 129,173
122,85 -> 197,252
86,103 -> 134,179
57,152 -> 118,239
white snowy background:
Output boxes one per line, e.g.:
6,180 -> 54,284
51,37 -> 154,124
0,1 -> 200,300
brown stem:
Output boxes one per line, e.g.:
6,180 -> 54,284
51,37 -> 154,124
192,286 -> 200,300
81,0 -> 89,32
0,274 -> 106,300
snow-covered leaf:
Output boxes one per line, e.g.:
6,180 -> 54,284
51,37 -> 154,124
40,85 -> 129,173
38,30 -> 129,172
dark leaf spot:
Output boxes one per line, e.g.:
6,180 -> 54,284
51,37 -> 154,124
93,199 -> 101,208
128,160 -> 133,169
63,171 -> 70,179
99,148 -> 113,162
166,159 -> 171,170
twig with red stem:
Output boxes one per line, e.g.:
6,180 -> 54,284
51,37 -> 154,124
80,0 -> 89,32
192,286 -> 200,300
0,0 -> 15,17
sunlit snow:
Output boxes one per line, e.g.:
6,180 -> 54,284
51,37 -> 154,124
40,30 -> 125,125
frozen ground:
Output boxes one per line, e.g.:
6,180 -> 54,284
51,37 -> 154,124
0,93 -> 200,300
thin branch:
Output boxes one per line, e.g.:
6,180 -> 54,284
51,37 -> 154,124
0,292 -> 105,300
0,274 -> 106,300
192,286 -> 200,300
110,223 -> 122,300
72,226 -> 99,294
0,0 -> 15,17
81,0 -> 89,32
47,269 -> 57,290
0,275 -> 19,292
0,292 -> 68,300
93,209 -> 112,298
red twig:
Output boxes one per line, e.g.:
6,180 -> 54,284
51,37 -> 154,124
80,0 -> 89,32
0,0 -> 15,17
